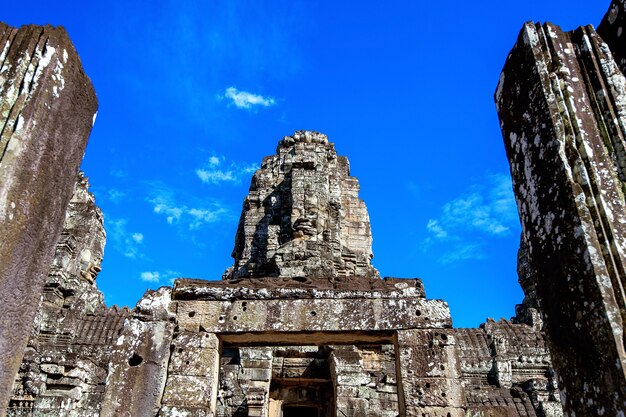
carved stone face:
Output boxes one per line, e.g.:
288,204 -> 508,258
79,249 -> 102,283
227,131 -> 379,280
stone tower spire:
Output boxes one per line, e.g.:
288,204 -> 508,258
225,130 -> 380,280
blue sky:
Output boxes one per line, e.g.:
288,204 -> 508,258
5,1 -> 609,328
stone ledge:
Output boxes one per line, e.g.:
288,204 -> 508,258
173,276 -> 425,301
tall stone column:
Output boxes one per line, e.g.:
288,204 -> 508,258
598,0 -> 626,75
496,21 -> 626,416
0,23 -> 97,414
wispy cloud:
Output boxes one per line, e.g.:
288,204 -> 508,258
423,173 -> 519,263
196,155 -> 258,185
147,184 -> 231,230
106,218 -> 145,259
139,269 -> 180,284
131,233 -> 144,243
140,271 -> 160,282
107,189 -> 127,204
220,86 -> 276,110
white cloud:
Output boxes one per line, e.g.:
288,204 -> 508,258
107,189 -> 126,204
208,156 -> 220,167
140,271 -> 160,282
439,243 -> 486,264
196,168 -> 236,184
147,186 -> 231,230
106,218 -> 144,259
188,207 -> 228,229
423,173 -> 519,263
140,270 -> 181,285
221,86 -> 276,110
196,155 -> 258,185
426,219 -> 447,239
152,197 -> 184,224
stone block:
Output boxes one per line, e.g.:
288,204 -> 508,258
496,17 -> 626,417
242,367 -> 272,382
158,405 -> 213,417
405,406 -> 465,417
176,298 -> 451,334
402,378 -> 463,408
168,333 -> 219,377
161,375 -> 214,407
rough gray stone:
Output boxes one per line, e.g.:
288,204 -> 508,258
225,130 -> 380,281
0,23 -> 97,412
496,18 -> 626,417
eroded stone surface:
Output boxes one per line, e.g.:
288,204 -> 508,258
225,130 -> 380,281
496,18 -> 626,417
599,0 -> 626,74
0,23 -> 97,411
6,129 -> 562,417
0,20 -> 578,415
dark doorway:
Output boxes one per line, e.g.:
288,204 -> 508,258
282,406 -> 318,417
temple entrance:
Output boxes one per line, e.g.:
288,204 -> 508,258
268,346 -> 334,417
282,406 -> 319,417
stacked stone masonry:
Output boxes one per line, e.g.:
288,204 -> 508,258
225,130 -> 379,281
4,1 -> 625,415
5,133 -> 561,417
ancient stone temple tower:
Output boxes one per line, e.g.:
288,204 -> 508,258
6,2 -> 626,416
4,130 -> 562,417
226,130 -> 379,280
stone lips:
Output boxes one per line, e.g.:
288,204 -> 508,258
0,23 -> 97,414
226,130 -> 380,281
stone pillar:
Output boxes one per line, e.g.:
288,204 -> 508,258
159,332 -> 220,417
598,0 -> 626,75
496,21 -> 626,416
100,318 -> 174,417
0,23 -> 97,414
330,346 -> 369,417
394,330 -> 464,417
240,348 -> 273,417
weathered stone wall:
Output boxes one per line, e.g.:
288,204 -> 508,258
0,23 -> 97,414
0,21 -> 569,411
599,0 -> 626,75
7,174 -> 126,416
496,16 -> 626,417
6,129 -> 562,417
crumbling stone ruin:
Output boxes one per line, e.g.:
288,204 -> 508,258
0,23 -> 97,413
496,0 -> 626,414
3,131 -> 562,417
1,1 -> 625,416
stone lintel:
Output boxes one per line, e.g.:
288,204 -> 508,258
176,298 -> 451,334
173,276 -> 425,301
220,331 -> 397,347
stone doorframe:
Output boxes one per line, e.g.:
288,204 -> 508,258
158,284 -> 465,417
